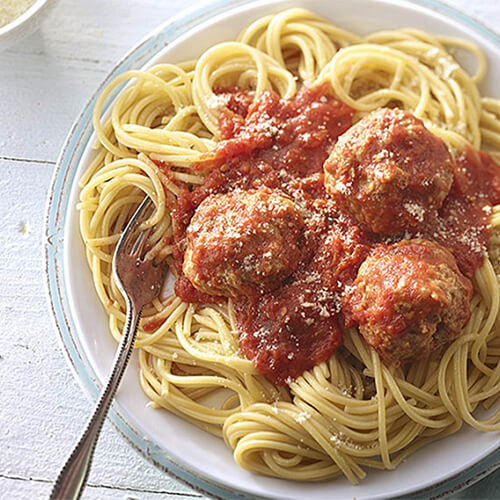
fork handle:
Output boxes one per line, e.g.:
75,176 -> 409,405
50,302 -> 141,500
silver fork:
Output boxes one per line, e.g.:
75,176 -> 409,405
50,197 -> 165,500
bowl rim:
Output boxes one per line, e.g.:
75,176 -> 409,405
44,0 -> 500,499
0,0 -> 48,36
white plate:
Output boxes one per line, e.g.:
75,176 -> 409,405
45,0 -> 500,498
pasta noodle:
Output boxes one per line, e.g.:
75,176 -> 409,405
79,8 -> 500,483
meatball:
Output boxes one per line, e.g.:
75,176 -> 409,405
324,108 -> 454,234
344,239 -> 472,366
183,188 -> 304,297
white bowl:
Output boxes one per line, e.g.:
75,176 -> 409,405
46,0 -> 500,499
0,0 -> 58,52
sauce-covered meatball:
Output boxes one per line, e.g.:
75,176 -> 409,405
344,239 -> 472,366
324,108 -> 454,234
183,188 -> 304,298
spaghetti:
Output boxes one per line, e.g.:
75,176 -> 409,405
79,8 -> 500,483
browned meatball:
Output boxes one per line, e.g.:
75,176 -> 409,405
183,188 -> 304,297
324,108 -> 454,234
343,239 -> 472,366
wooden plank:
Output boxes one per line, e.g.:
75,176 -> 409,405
0,159 -> 197,495
0,476 -> 201,499
0,0 -> 184,162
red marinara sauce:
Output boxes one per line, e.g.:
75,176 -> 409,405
154,84 -> 356,383
168,84 -> 354,305
152,84 -> 500,385
236,215 -> 370,383
426,147 -> 500,276
388,146 -> 500,277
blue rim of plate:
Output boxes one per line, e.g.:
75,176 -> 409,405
43,0 -> 500,498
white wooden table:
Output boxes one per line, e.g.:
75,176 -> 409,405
1,0 -> 500,498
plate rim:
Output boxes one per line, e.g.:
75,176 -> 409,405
44,0 -> 500,498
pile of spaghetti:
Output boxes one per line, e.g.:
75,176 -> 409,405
79,9 -> 500,483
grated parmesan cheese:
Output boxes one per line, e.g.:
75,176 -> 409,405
404,201 -> 426,222
0,0 -> 36,28
205,93 -> 231,109
295,411 -> 311,424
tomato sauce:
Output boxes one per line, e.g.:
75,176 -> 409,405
153,85 -> 500,385
396,147 -> 500,277
167,84 -> 353,305
236,215 -> 371,383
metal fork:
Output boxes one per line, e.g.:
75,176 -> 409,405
50,197 -> 165,500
